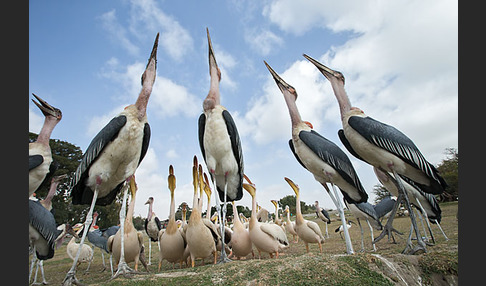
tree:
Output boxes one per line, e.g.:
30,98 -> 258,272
372,184 -> 392,204
436,148 -> 458,202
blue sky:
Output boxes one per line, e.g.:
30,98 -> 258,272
29,0 -> 458,219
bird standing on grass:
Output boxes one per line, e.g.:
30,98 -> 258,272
285,177 -> 325,254
264,61 -> 368,255
144,197 -> 162,265
303,53 -> 447,254
198,28 -> 244,263
63,33 -> 158,285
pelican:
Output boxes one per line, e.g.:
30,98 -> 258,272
63,33 -> 158,285
144,197 -> 162,265
285,177 -> 325,254
265,61 -> 368,254
29,93 -> 62,197
314,200 -> 331,238
158,165 -> 186,270
243,175 -> 288,259
271,200 -> 284,228
68,224 -> 94,272
107,177 -> 149,278
185,156 -> 218,267
228,201 -> 254,260
198,28 -> 244,263
283,205 -> 298,243
303,54 -> 447,254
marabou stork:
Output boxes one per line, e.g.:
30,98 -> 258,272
29,94 -> 62,197
29,184 -> 76,285
198,28 -> 244,263
144,197 -> 162,265
264,61 -> 368,255
85,212 -> 113,274
303,54 -> 447,254
63,33 -> 158,285
373,195 -> 397,222
39,174 -> 68,212
344,199 -> 382,252
314,200 -> 331,238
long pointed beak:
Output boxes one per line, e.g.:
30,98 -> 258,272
32,93 -> 62,119
284,177 -> 299,196
129,176 -> 137,197
263,61 -> 298,100
206,27 -> 220,78
168,165 -> 176,193
303,54 -> 345,84
141,33 -> 159,86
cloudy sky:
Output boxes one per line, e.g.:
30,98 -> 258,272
29,0 -> 458,219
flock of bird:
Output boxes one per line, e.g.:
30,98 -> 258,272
29,28 -> 449,285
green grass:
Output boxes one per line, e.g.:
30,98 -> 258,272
29,202 -> 458,285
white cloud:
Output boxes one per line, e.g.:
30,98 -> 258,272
244,28 -> 283,56
29,108 -> 44,134
99,0 -> 193,61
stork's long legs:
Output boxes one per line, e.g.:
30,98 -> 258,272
366,219 -> 377,252
111,181 -> 138,279
324,222 -> 329,238
391,170 -> 427,254
212,176 -> 231,263
29,246 -> 37,284
414,198 -> 436,244
323,183 -> 354,254
357,218 -> 365,252
147,239 -> 152,265
434,219 -> 449,241
374,170 -> 404,244
62,188 -> 99,286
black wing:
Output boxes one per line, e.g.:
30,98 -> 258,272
87,229 -> 109,253
353,201 -> 380,222
29,200 -> 61,260
348,116 -> 447,194
221,110 -> 244,202
289,139 -> 308,170
70,115 -> 127,205
154,216 -> 162,230
400,175 -> 442,222
338,129 -> 365,162
299,130 -> 368,203
138,123 -> 151,166
198,113 -> 207,163
29,155 -> 44,171
320,208 -> 331,224
373,196 -> 396,219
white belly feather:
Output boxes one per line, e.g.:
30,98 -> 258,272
29,143 -> 53,196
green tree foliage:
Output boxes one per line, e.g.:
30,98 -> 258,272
436,148 -> 458,202
372,184 -> 392,204
30,132 -> 122,228
277,195 -> 313,216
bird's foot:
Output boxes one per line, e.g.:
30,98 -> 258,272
402,240 -> 427,255
216,256 -> 232,264
374,225 -> 403,244
62,272 -> 85,286
111,262 -> 139,280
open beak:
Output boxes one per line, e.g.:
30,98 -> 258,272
206,27 -> 220,80
264,61 -> 298,100
284,177 -> 299,196
303,54 -> 345,85
32,93 -> 62,119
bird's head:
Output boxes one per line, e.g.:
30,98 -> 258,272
284,177 -> 299,197
271,200 -> 278,209
181,202 -> 187,212
129,175 -> 138,197
65,223 -> 79,239
264,61 -> 298,101
32,93 -> 62,121
141,33 -> 159,87
243,174 -> 256,198
203,173 -> 212,197
145,197 -> 154,205
303,54 -> 345,85
207,27 -> 221,82
168,165 -> 176,195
